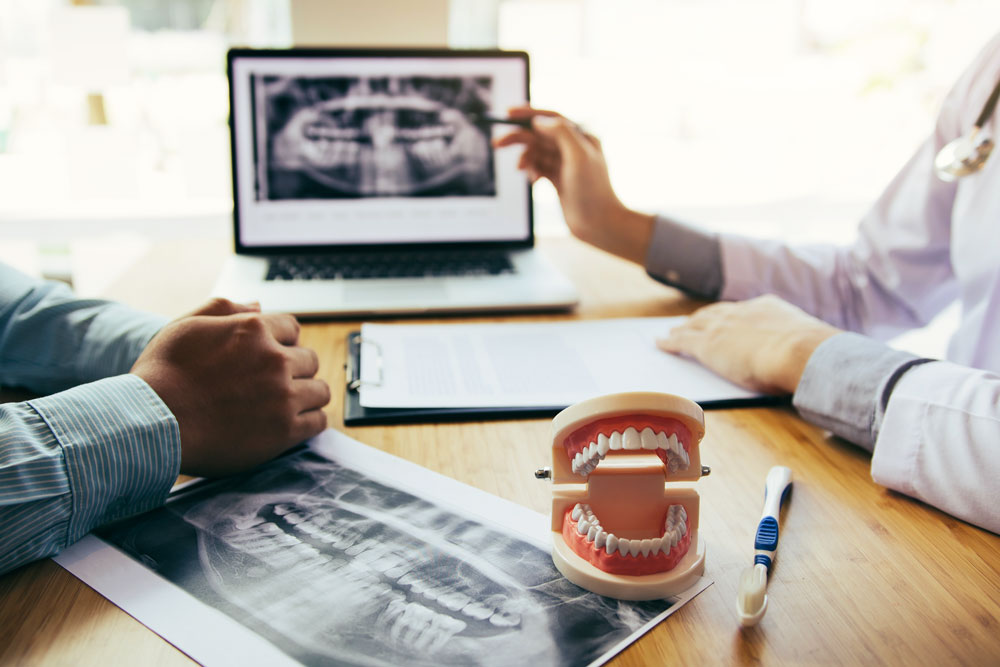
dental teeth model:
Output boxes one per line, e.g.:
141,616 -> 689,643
543,392 -> 708,600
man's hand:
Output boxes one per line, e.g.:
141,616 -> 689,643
131,298 -> 330,477
657,295 -> 841,395
492,106 -> 654,264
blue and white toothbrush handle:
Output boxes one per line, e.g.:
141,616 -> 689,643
754,466 -> 793,573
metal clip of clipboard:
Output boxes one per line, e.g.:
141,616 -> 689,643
346,333 -> 383,391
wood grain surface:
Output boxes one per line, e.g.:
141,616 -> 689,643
1,235 -> 997,666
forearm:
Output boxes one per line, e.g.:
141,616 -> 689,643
577,206 -> 657,266
0,265 -> 166,393
0,375 -> 181,574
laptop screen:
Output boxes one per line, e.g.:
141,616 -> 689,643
227,48 -> 533,251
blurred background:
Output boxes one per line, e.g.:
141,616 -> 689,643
1,0 -> 998,306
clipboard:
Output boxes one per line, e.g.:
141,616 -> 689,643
343,331 -> 563,425
342,331 -> 787,426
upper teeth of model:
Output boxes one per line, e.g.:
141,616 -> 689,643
570,503 -> 687,557
571,427 -> 689,476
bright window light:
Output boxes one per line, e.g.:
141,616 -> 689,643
495,0 -> 1000,242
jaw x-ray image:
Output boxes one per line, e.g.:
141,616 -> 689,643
255,74 -> 496,200
97,449 -> 675,667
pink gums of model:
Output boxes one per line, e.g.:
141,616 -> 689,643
547,392 -> 708,600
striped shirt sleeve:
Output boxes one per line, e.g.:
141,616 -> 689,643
0,374 -> 180,575
0,263 -> 180,574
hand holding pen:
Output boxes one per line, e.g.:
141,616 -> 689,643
491,105 -> 655,264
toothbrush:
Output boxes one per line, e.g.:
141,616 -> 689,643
737,465 -> 793,627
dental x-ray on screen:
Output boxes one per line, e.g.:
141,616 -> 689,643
256,74 -> 496,200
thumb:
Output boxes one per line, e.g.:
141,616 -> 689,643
532,115 -> 586,156
188,297 -> 260,318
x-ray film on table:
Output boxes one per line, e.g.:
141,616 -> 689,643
75,430 -> 707,667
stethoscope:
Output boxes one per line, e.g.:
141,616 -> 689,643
934,74 -> 1000,181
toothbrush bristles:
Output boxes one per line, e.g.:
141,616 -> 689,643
737,563 -> 767,616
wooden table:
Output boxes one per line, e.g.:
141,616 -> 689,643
1,236 -> 998,665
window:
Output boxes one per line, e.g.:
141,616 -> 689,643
0,0 -> 290,234
493,0 -> 1000,241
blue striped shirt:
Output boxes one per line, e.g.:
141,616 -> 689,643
0,264 -> 180,575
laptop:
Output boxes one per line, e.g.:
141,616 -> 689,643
212,47 -> 579,318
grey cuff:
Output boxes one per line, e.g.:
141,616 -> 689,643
792,332 -> 932,451
644,216 -> 723,299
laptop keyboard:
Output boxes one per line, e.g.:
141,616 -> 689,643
265,250 -> 516,281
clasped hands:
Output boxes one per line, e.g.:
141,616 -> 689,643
131,299 -> 330,477
494,106 -> 841,396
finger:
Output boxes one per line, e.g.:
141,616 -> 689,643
291,408 -> 329,443
517,146 -> 553,173
656,327 -> 702,356
285,346 -> 320,378
493,129 -> 537,148
517,149 -> 534,171
528,112 -> 590,143
187,297 -> 251,318
507,106 -> 561,120
260,312 -> 301,345
531,115 -> 588,158
655,336 -> 681,354
583,132 -> 602,150
292,377 -> 332,411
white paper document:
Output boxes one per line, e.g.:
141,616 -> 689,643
55,429 -> 711,667
359,317 -> 762,408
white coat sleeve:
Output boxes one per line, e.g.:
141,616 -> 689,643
794,333 -> 1000,535
871,361 -> 1000,534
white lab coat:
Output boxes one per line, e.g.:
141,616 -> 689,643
719,33 -> 1000,534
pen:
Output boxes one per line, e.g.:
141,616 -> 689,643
470,114 -> 534,129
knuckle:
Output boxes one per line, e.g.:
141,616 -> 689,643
239,312 -> 267,334
283,314 -> 301,337
253,345 -> 290,377
270,352 -> 293,376
209,296 -> 235,312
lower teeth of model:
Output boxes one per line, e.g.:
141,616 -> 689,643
571,502 -> 687,557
